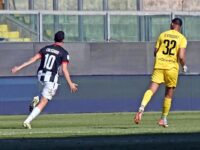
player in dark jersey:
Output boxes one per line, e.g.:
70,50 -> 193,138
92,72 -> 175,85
11,31 -> 78,129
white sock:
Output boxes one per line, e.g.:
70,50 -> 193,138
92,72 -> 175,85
24,107 -> 41,123
139,105 -> 144,113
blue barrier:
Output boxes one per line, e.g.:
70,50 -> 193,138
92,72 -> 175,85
0,75 -> 199,114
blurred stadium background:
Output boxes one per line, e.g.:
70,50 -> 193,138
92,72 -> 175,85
0,0 -> 200,149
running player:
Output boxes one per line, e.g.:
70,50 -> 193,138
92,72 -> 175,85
134,18 -> 188,127
11,31 -> 78,129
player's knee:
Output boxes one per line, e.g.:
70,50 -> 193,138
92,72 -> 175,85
165,88 -> 174,98
149,83 -> 159,94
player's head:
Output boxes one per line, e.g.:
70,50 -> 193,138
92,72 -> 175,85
170,18 -> 182,31
54,31 -> 65,43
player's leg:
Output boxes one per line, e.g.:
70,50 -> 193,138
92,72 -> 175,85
29,73 -> 42,112
158,87 -> 174,128
140,82 -> 160,111
29,96 -> 40,112
158,68 -> 178,128
162,87 -> 174,118
23,82 -> 58,129
134,69 -> 164,124
23,96 -> 48,129
134,82 -> 160,124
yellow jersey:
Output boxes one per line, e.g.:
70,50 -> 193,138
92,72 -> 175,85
154,30 -> 187,70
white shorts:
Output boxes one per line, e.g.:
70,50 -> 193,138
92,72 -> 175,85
40,82 -> 59,100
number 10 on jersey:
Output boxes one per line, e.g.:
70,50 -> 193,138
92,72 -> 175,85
44,54 -> 56,70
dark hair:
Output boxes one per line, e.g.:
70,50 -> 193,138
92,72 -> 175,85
54,31 -> 65,42
172,18 -> 182,27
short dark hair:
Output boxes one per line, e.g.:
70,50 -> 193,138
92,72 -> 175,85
54,31 -> 65,42
172,18 -> 182,27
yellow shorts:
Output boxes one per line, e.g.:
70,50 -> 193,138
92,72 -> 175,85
151,68 -> 179,87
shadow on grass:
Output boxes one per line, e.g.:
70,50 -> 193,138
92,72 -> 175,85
0,132 -> 200,150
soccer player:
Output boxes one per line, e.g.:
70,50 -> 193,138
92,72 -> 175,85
11,31 -> 78,129
134,18 -> 187,127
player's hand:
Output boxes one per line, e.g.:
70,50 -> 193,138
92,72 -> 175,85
182,65 -> 188,73
69,83 -> 78,93
11,66 -> 20,74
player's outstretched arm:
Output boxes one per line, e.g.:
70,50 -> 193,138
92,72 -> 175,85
11,53 -> 41,74
179,48 -> 187,73
62,63 -> 78,93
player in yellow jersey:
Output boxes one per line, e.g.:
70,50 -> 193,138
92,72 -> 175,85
134,18 -> 188,127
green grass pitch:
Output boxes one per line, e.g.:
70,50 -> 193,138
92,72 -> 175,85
0,111 -> 200,150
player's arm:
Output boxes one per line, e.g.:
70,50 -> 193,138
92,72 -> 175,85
179,37 -> 188,73
178,48 -> 187,72
11,53 -> 41,74
62,62 -> 78,93
154,48 -> 159,57
154,34 -> 162,57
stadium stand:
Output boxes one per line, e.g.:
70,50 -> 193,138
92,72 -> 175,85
6,0 -> 200,11
0,23 -> 31,42
0,0 -> 200,42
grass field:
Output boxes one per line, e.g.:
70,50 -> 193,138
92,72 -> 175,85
0,111 -> 200,150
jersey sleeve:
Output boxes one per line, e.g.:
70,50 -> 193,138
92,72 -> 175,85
62,51 -> 70,64
38,47 -> 45,58
180,36 -> 187,48
155,34 -> 162,49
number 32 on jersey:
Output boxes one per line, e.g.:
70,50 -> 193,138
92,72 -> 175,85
162,39 -> 177,56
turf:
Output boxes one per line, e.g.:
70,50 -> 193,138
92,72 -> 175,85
0,111 -> 200,150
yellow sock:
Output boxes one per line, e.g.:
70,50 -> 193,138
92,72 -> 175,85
162,97 -> 172,117
141,90 -> 153,108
